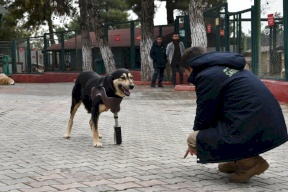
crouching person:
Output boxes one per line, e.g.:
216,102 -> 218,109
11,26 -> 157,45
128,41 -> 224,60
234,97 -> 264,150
182,47 -> 288,183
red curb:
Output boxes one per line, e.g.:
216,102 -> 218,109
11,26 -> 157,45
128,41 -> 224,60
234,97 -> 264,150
262,79 -> 288,103
174,85 -> 195,91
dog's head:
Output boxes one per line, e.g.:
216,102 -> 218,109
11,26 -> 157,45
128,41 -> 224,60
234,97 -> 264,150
104,68 -> 134,97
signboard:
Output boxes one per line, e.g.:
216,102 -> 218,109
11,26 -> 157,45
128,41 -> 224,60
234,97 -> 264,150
220,29 -> 225,36
114,35 -> 121,41
267,14 -> 274,26
179,29 -> 185,37
207,24 -> 212,33
135,35 -> 141,40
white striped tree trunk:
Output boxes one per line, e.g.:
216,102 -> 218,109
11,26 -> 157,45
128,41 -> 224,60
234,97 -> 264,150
79,0 -> 93,71
189,0 -> 207,49
89,0 -> 116,74
140,0 -> 154,81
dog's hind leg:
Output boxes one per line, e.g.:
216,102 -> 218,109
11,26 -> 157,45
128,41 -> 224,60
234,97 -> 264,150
64,101 -> 81,138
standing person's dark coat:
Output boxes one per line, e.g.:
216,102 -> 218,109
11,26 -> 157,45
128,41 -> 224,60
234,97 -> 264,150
150,41 -> 167,68
150,38 -> 167,87
187,52 -> 288,164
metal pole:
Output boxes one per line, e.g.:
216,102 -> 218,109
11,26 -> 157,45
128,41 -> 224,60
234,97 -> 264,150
284,0 -> 288,81
130,21 -> 135,69
216,8 -> 220,51
27,38 -> 32,73
10,40 -> 17,74
254,0 -> 261,76
237,14 -> 242,54
43,34 -> 48,70
60,32 -> 65,71
224,3 -> 230,51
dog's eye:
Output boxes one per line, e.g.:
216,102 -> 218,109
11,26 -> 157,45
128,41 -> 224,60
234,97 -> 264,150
121,77 -> 126,80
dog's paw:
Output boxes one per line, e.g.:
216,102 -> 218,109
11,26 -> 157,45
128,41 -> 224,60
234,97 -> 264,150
99,134 -> 103,138
93,142 -> 103,147
64,134 -> 71,139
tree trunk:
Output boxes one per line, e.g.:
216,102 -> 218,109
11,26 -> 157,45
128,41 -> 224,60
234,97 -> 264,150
166,0 -> 175,24
79,0 -> 93,71
88,0 -> 116,74
47,15 -> 58,69
140,0 -> 154,81
189,0 -> 207,48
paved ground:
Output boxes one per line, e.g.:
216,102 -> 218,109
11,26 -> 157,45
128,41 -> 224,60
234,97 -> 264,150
1,83 -> 288,192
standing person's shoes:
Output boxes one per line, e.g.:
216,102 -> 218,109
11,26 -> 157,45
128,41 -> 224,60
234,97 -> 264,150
228,155 -> 269,183
151,84 -> 156,88
158,83 -> 164,88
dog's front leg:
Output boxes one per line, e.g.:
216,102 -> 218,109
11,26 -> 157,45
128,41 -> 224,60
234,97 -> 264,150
90,107 -> 102,147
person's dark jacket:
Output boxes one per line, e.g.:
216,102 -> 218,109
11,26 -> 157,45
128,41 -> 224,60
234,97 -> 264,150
187,51 -> 288,163
150,41 -> 167,68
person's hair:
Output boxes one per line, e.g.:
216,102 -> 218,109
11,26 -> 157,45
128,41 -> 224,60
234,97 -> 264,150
156,36 -> 162,39
172,33 -> 179,36
181,47 -> 206,69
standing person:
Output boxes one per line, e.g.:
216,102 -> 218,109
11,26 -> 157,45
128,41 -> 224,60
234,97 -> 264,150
166,33 -> 185,86
182,47 -> 288,183
149,36 -> 167,88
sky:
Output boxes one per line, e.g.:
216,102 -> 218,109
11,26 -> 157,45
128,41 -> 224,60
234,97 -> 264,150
53,0 -> 283,32
127,0 -> 282,26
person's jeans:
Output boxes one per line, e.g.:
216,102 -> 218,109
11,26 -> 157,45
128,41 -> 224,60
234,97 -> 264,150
151,67 -> 165,85
172,67 -> 183,85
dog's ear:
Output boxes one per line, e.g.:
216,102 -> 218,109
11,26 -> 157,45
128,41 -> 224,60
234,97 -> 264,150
103,74 -> 113,90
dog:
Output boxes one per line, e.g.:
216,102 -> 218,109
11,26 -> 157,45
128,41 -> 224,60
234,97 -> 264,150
64,68 -> 134,147
0,73 -> 15,85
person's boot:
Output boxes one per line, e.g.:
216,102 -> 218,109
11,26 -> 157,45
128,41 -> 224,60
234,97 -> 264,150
228,156 -> 269,183
158,83 -> 164,88
218,161 -> 238,173
151,83 -> 155,88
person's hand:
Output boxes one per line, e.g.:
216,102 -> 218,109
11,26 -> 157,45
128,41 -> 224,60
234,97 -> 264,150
183,147 -> 197,158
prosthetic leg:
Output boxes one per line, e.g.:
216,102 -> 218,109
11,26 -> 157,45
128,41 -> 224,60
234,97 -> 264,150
114,113 -> 122,145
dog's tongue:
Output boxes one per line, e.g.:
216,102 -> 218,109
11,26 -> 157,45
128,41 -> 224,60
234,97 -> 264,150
123,87 -> 130,96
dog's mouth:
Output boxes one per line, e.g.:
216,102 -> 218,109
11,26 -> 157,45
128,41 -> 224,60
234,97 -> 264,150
120,85 -> 131,96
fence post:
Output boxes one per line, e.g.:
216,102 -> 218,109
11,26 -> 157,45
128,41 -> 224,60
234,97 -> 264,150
10,39 -> 17,74
284,0 -> 288,81
26,38 -> 32,73
60,32 -> 65,71
224,3 -> 230,51
43,33 -> 48,70
130,21 -> 135,69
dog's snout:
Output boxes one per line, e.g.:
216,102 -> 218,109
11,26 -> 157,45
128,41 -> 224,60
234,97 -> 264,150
129,84 -> 134,89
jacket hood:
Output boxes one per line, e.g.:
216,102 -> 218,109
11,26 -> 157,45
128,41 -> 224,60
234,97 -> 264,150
188,52 -> 246,84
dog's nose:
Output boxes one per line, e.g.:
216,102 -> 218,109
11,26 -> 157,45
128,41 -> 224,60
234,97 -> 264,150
129,84 -> 134,89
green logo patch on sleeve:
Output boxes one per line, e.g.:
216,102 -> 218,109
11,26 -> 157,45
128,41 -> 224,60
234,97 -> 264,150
223,67 -> 239,77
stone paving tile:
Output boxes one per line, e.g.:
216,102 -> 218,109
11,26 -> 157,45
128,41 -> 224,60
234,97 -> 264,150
1,84 -> 288,192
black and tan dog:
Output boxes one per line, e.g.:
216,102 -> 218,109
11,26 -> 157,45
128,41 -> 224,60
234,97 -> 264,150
64,68 -> 134,147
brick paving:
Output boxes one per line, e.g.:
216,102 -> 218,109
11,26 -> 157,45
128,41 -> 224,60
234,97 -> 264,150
0,83 -> 288,192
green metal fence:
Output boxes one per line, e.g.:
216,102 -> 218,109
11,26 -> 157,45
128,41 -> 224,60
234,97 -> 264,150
4,1 -> 288,82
